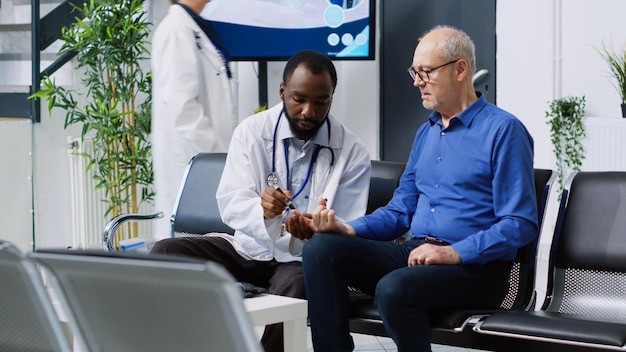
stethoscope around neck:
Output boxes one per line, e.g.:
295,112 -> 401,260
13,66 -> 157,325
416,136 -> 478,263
270,109 -> 335,201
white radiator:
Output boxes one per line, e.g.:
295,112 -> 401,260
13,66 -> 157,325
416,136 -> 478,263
67,137 -> 153,249
67,137 -> 107,249
582,117 -> 626,171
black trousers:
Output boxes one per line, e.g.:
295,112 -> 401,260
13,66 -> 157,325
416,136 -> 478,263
151,236 -> 305,352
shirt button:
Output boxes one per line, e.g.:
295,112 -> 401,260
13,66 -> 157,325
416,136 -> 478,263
435,184 -> 440,189
430,208 -> 435,213
441,131 -> 446,136
437,157 -> 442,162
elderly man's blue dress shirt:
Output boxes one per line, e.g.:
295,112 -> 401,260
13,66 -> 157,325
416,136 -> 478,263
349,94 -> 538,264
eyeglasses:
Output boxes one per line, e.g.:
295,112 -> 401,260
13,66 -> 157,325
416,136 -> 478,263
407,59 -> 460,83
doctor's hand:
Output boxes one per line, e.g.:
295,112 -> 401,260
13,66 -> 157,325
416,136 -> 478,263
304,198 -> 356,236
285,211 -> 314,240
261,187 -> 292,219
407,244 -> 462,266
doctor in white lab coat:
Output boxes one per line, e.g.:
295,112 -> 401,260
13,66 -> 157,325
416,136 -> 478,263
151,50 -> 371,352
215,102 -> 371,262
151,0 -> 237,240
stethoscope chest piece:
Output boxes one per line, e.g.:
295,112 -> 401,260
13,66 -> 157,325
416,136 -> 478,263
267,172 -> 280,188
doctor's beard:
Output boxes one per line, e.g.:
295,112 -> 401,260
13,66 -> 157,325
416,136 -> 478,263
283,104 -> 327,141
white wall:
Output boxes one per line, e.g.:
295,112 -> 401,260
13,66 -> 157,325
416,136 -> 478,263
1,1 -> 625,251
0,119 -> 33,251
498,0 -> 626,171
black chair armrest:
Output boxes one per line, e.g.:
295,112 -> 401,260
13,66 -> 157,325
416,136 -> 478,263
102,212 -> 163,251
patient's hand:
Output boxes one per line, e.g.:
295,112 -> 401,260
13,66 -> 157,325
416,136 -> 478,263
301,198 -> 356,236
407,244 -> 462,266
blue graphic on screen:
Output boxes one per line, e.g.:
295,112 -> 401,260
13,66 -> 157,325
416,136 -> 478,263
201,0 -> 374,61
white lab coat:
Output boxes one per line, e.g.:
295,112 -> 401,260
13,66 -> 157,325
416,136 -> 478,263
214,103 -> 371,262
151,4 -> 236,239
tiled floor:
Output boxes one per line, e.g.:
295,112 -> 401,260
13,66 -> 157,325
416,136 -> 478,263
305,327 -> 486,352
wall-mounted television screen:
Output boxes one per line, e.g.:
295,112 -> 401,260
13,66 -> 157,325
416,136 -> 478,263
201,0 -> 376,61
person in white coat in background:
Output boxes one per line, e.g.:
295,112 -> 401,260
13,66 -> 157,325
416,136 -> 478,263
151,50 -> 371,352
151,0 -> 237,240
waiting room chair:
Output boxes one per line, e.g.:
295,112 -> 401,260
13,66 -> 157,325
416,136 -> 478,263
366,159 -> 406,215
169,153 -> 234,237
31,249 -> 262,352
473,171 -> 626,352
0,240 -> 82,352
103,153 -> 233,250
348,168 -> 556,350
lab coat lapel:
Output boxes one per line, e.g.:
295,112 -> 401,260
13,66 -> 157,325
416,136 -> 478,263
310,152 -> 332,202
196,33 -> 226,75
271,110 -> 291,190
313,116 -> 345,210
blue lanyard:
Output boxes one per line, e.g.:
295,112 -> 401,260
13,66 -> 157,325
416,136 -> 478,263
271,110 -> 334,201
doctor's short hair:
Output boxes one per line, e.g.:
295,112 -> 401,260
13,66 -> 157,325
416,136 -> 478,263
282,50 -> 338,90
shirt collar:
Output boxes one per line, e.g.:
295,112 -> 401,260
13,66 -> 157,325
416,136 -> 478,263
428,92 -> 486,127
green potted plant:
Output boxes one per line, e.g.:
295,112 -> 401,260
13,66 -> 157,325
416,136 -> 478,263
545,96 -> 587,197
596,42 -> 626,117
32,0 -> 153,245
